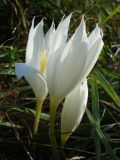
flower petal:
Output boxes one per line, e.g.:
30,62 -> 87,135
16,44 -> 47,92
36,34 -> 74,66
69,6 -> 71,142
44,21 -> 55,55
82,37 -> 104,80
72,16 -> 87,42
60,16 -> 87,62
61,16 -> 87,62
51,14 -> 72,54
26,19 -> 44,71
15,63 -> 48,100
26,18 -> 34,64
88,24 -> 102,49
46,14 -> 72,73
61,79 -> 88,139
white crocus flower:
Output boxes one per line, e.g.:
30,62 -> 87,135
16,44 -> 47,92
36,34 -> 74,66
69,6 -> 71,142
61,80 -> 88,146
15,18 -> 56,134
15,14 -> 104,135
46,19 -> 103,107
15,15 -> 72,134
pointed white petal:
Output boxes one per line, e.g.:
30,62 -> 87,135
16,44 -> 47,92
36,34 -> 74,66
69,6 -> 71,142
72,16 -> 87,41
61,79 -> 88,134
61,16 -> 87,62
26,18 -> 35,64
26,19 -> 45,71
45,21 -> 55,54
52,14 -> 72,54
46,14 -> 72,72
82,37 -> 104,79
88,24 -> 102,49
15,63 -> 48,100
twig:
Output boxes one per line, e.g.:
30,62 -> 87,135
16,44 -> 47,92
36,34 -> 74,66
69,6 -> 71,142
100,100 -> 120,114
5,112 -> 34,160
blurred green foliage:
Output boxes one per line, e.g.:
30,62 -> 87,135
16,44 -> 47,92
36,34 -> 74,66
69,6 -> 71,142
0,0 -> 120,160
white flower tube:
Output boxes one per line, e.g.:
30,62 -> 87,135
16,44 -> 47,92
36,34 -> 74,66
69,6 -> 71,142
61,79 -> 88,146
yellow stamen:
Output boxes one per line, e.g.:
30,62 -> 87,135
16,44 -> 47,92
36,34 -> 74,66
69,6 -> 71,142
40,50 -> 47,73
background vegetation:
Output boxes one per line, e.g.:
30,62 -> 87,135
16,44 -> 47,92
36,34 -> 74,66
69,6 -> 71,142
0,0 -> 120,160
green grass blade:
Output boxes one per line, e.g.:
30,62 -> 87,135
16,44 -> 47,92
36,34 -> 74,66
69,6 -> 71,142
86,108 -> 118,160
93,69 -> 120,108
0,122 -> 21,128
101,4 -> 120,25
0,104 -> 49,121
90,76 -> 101,160
102,68 -> 120,79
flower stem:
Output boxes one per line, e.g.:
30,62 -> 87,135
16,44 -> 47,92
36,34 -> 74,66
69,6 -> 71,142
49,99 -> 61,160
60,133 -> 70,159
33,98 -> 43,135
61,133 -> 70,147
